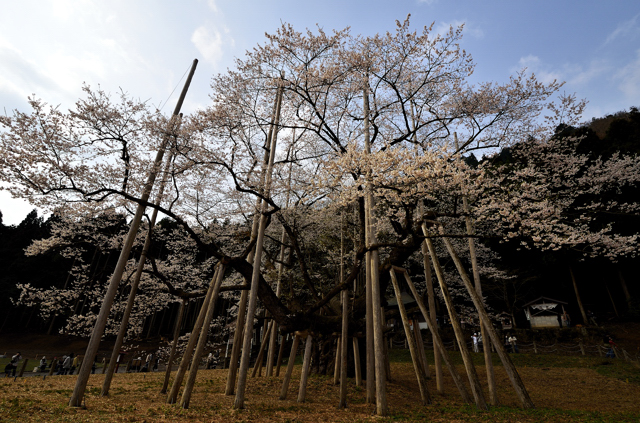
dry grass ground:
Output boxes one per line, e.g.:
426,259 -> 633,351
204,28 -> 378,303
0,354 -> 639,423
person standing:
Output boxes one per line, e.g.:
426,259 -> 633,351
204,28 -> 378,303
71,354 -> 79,375
62,354 -> 72,375
471,333 -> 479,353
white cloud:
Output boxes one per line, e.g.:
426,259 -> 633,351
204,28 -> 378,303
417,0 -> 438,5
614,49 -> 640,100
435,20 -> 483,39
207,0 -> 218,13
514,55 -> 562,85
603,14 -> 640,46
191,26 -> 229,68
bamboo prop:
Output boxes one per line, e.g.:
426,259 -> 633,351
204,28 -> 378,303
234,77 -> 284,409
161,299 -> 187,394
180,264 -> 226,409
275,333 -> 287,377
279,335 -> 301,400
251,321 -> 274,378
339,290 -> 349,408
423,235 -> 487,410
353,338 -> 362,387
68,60 -> 198,408
297,334 -> 314,403
363,83 -> 388,416
102,148 -> 177,397
167,268 -> 219,404
333,337 -> 342,385
439,230 -> 535,409
389,269 -> 431,405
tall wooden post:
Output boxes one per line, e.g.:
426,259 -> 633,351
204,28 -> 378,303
234,78 -> 284,409
68,59 -> 198,408
353,338 -> 362,388
102,149 -> 176,397
339,290 -> 349,408
421,244 -> 443,393
363,82 -> 387,416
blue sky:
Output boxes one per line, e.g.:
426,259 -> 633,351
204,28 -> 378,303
1,0 -> 639,224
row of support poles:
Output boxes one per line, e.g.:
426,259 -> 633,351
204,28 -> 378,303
454,133 -> 498,405
424,235 -> 488,410
363,82 -> 387,416
389,269 -> 431,405
161,299 -> 187,394
233,75 -> 284,409
225,74 -> 285,396
166,265 -> 222,404
68,58 -> 198,408
102,147 -> 177,397
180,264 -> 227,409
436,225 -> 535,409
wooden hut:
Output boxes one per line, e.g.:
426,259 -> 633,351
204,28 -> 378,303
523,296 -> 568,328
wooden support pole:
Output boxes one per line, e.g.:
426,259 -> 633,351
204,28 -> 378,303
161,299 -> 187,394
353,337 -> 362,387
181,265 -> 226,409
48,359 -> 58,377
18,359 -> 28,377
339,290 -> 349,408
275,333 -> 287,377
279,335 -> 300,400
423,238 -> 488,410
69,59 -> 197,408
297,335 -> 314,403
234,77 -> 284,410
400,267 -> 472,404
251,321 -> 273,378
421,243 -> 443,393
333,337 -> 341,385
167,270 -> 217,404
390,269 -> 431,405
225,289 -> 248,395
439,231 -> 535,409
413,317 -> 429,379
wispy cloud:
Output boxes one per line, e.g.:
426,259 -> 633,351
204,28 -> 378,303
417,0 -> 438,5
614,49 -> 640,100
435,20 -> 484,39
513,55 -> 609,87
191,26 -> 233,69
603,14 -> 640,45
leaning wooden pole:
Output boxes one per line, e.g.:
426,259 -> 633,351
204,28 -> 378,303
424,236 -> 487,410
297,334 -> 314,403
181,264 -> 226,409
389,269 -> 431,405
234,78 -> 284,409
455,133 -> 497,405
440,232 -> 535,409
167,269 -> 218,404
403,265 -> 466,400
101,149 -> 176,397
251,321 -> 273,378
68,59 -> 198,408
161,299 -> 187,394
279,334 -> 301,400
339,290 -> 349,408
